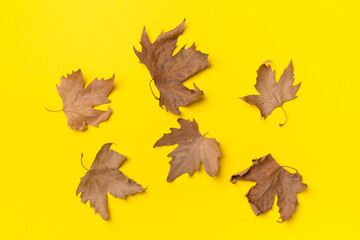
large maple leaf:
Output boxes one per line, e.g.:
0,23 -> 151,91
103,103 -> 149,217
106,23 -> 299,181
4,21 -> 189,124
231,154 -> 307,222
134,20 -> 210,114
76,143 -> 145,220
55,69 -> 114,131
154,118 -> 222,182
240,61 -> 301,126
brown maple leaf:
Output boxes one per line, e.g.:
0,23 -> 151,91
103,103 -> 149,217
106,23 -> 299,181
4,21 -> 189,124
154,118 -> 222,182
230,154 -> 307,222
240,60 -> 301,126
54,69 -> 114,131
76,143 -> 145,220
133,20 -> 210,114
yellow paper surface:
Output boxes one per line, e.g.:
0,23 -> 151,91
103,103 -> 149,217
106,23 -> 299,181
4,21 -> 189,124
0,0 -> 359,239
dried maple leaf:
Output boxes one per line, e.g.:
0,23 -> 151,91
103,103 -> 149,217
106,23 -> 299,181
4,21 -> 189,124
134,20 -> 210,114
76,143 -> 145,220
154,118 -> 222,182
230,154 -> 307,222
240,60 -> 301,126
55,69 -> 114,131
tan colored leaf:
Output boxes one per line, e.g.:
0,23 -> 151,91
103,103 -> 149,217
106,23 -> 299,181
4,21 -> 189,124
231,154 -> 307,222
134,20 -> 210,114
56,69 -> 114,131
240,61 -> 300,126
154,118 -> 222,182
76,143 -> 145,220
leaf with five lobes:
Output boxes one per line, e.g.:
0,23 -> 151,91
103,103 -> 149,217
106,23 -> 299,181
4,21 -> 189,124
134,20 -> 210,114
154,118 -> 222,182
231,154 -> 307,222
240,61 -> 301,126
55,69 -> 114,131
76,143 -> 145,220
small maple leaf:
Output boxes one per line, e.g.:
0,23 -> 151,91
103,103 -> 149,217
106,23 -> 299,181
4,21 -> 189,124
154,118 -> 222,182
76,143 -> 145,220
230,154 -> 307,222
134,20 -> 210,114
55,69 -> 114,131
240,60 -> 301,126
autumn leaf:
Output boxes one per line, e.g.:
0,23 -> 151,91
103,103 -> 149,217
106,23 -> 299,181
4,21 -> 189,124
240,60 -> 301,126
154,118 -> 221,182
134,20 -> 210,114
76,143 -> 145,220
230,154 -> 307,222
53,69 -> 114,131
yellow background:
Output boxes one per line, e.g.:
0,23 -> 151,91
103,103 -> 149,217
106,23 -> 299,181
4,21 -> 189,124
1,0 -> 359,239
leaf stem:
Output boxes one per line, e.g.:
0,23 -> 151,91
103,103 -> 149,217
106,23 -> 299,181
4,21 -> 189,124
80,153 -> 89,170
203,132 -> 208,137
280,165 -> 299,174
279,106 -> 287,127
149,79 -> 159,100
45,108 -> 63,112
